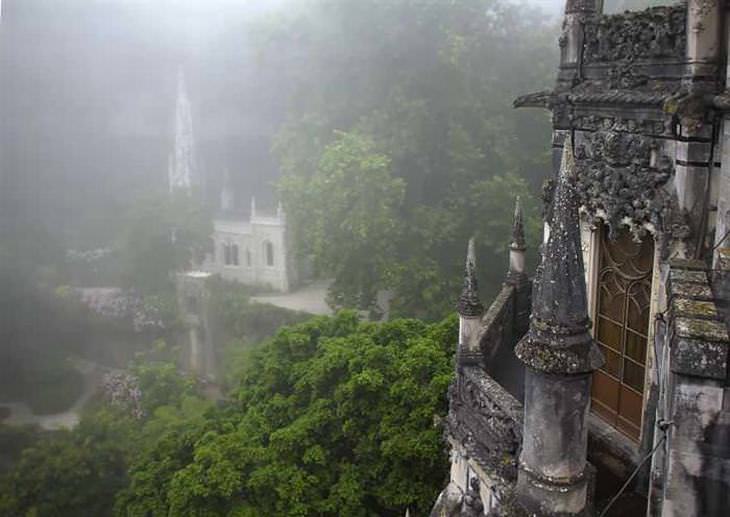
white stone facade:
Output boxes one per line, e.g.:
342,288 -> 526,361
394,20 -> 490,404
202,209 -> 296,293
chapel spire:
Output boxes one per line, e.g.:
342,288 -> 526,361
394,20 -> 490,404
168,67 -> 197,194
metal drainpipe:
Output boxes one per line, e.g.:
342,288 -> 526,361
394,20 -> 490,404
695,116 -> 719,259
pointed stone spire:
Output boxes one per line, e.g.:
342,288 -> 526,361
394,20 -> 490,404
510,196 -> 526,251
508,196 -> 528,284
276,201 -> 285,220
168,67 -> 196,194
515,138 -> 603,374
250,196 -> 257,218
514,136 -> 602,517
457,238 -> 483,317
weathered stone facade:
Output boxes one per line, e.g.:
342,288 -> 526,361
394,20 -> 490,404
202,198 -> 297,293
432,1 -> 730,516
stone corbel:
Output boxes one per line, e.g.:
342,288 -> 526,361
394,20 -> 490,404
513,90 -> 555,110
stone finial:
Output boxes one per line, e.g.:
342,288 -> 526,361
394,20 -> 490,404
457,238 -> 483,317
250,196 -> 256,218
511,196 -> 526,251
515,137 -> 603,374
276,201 -> 285,219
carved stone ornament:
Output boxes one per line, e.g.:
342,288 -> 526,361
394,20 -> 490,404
571,114 -> 667,135
461,477 -> 485,517
583,5 -> 687,64
446,369 -> 523,482
461,378 -> 521,454
606,61 -> 649,89
573,130 -> 688,242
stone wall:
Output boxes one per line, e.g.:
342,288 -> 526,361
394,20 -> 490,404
649,259 -> 730,517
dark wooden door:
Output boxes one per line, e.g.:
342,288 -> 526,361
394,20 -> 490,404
591,226 -> 654,441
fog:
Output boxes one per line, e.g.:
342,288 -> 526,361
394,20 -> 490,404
1,0 -> 301,245
0,0 -> 665,514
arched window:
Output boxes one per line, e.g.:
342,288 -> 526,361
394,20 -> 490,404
265,241 -> 274,267
246,249 -> 252,267
223,243 -> 231,265
232,244 -> 239,266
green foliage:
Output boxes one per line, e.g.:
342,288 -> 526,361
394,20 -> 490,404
115,312 -> 457,516
0,283 -> 93,409
116,190 -> 212,295
0,426 -> 38,476
0,409 -> 135,517
206,277 -> 312,386
0,362 -> 209,517
270,0 -> 556,318
132,361 -> 197,416
208,277 -> 310,345
280,131 -> 405,312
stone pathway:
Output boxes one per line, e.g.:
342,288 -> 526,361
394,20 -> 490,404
0,359 -> 101,431
251,279 -> 333,315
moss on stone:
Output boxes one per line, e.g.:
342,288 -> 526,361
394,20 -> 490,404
670,269 -> 708,285
675,317 -> 730,342
673,298 -> 718,319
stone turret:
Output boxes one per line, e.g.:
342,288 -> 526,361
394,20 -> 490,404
457,238 -> 484,367
507,196 -> 527,284
514,138 -> 603,516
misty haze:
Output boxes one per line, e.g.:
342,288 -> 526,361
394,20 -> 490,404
1,1 -> 729,516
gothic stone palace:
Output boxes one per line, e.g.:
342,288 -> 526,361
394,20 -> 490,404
431,1 -> 730,516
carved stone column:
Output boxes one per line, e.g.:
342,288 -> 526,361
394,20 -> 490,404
557,0 -> 601,90
686,0 -> 722,91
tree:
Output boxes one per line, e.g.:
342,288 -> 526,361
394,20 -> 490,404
115,311 -> 457,516
0,410 -> 135,517
116,190 -> 212,295
0,362 -> 209,517
280,132 -> 405,313
268,0 -> 557,319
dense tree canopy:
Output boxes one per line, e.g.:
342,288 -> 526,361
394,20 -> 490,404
267,0 -> 556,317
116,191 -> 213,295
116,312 -> 456,516
1,312 -> 457,516
280,131 -> 406,312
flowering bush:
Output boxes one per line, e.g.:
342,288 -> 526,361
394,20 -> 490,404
103,371 -> 144,419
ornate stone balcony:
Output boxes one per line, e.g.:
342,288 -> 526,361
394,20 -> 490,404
447,366 -> 523,484
448,282 -> 529,491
